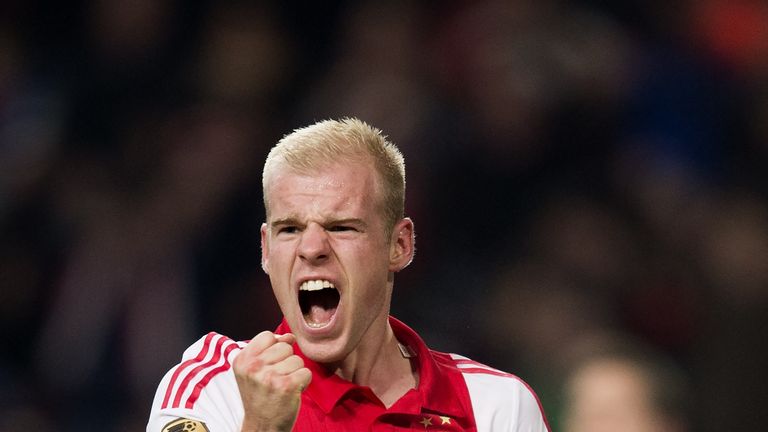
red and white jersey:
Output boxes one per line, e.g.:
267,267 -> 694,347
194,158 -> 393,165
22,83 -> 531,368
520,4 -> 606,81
147,317 -> 550,431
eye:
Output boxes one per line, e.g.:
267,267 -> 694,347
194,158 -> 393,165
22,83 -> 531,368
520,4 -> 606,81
277,226 -> 299,234
329,225 -> 355,232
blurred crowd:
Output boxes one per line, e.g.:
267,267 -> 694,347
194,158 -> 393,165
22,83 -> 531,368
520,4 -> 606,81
2,0 -> 767,431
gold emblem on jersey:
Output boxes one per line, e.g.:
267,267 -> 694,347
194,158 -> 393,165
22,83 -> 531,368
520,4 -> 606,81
162,418 -> 209,432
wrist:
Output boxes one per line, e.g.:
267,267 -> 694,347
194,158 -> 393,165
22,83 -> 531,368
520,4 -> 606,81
241,417 -> 293,432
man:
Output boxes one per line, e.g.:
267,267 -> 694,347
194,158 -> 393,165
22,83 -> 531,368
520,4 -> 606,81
147,118 -> 550,431
561,334 -> 690,432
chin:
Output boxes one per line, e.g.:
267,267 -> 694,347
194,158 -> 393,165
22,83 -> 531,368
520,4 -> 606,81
298,339 -> 346,365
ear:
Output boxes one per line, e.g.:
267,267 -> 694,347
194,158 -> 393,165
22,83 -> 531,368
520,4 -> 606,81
389,217 -> 415,272
260,222 -> 270,274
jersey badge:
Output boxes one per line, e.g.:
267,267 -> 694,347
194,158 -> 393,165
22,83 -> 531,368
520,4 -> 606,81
161,418 -> 209,432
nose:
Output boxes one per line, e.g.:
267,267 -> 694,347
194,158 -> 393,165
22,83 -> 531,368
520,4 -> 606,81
298,223 -> 330,265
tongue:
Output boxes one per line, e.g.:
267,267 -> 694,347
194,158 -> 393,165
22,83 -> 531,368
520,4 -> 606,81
307,305 -> 336,325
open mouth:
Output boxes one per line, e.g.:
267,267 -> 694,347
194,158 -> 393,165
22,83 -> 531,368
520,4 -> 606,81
299,280 -> 340,328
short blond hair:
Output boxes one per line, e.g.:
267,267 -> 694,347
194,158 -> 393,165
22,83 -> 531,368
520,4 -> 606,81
262,118 -> 406,231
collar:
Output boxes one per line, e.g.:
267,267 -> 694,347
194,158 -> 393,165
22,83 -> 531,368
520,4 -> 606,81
275,316 -> 467,420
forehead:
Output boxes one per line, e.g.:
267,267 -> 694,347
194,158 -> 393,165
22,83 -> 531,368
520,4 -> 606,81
266,161 -> 380,216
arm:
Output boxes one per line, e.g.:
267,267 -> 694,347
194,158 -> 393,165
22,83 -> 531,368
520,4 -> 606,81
146,332 -> 311,432
147,332 -> 244,431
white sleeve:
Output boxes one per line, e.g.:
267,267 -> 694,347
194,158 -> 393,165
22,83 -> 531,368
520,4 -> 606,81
452,355 -> 549,432
146,333 -> 246,432
462,373 -> 549,432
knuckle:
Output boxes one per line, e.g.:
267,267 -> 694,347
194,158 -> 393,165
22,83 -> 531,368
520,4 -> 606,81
276,375 -> 299,393
300,367 -> 312,380
260,369 -> 275,385
235,354 -> 265,378
256,330 -> 275,339
246,357 -> 265,374
276,342 -> 294,355
252,331 -> 276,347
265,341 -> 292,359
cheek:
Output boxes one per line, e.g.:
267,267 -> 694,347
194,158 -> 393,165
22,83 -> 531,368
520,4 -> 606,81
266,245 -> 295,293
269,274 -> 287,300
351,257 -> 392,304
267,241 -> 295,267
347,248 -> 391,283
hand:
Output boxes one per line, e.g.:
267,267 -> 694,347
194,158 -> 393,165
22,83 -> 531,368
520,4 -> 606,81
233,331 -> 312,432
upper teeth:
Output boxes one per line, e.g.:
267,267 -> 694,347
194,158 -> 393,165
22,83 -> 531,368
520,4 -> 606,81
300,280 -> 334,291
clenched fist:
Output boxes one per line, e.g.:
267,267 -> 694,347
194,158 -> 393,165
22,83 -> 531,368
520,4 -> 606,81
233,331 -> 312,432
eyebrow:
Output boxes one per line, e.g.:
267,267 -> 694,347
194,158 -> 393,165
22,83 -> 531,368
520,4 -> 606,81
270,217 -> 367,229
328,218 -> 367,229
270,217 -> 301,228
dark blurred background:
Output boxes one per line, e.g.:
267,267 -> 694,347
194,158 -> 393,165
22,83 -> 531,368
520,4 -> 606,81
1,0 -> 767,430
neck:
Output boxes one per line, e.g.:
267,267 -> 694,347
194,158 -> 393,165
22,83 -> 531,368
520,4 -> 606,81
328,317 -> 417,408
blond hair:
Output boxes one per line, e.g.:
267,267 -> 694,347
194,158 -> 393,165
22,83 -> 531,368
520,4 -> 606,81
262,118 -> 406,231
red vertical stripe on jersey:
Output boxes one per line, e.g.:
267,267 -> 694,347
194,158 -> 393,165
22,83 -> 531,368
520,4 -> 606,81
171,335 -> 228,408
457,367 -> 517,378
162,332 -> 217,409
454,358 -> 515,376
184,341 -> 241,408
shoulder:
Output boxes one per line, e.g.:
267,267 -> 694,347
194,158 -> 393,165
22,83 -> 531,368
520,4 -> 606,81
442,353 -> 551,432
445,353 -> 540,405
147,332 -> 248,432
161,332 -> 247,410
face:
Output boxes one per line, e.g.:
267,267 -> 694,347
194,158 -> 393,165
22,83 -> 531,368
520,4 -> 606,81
564,360 -> 676,432
261,159 -> 414,364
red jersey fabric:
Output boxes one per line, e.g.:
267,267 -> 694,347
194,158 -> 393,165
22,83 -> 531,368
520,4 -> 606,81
276,316 -> 477,431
